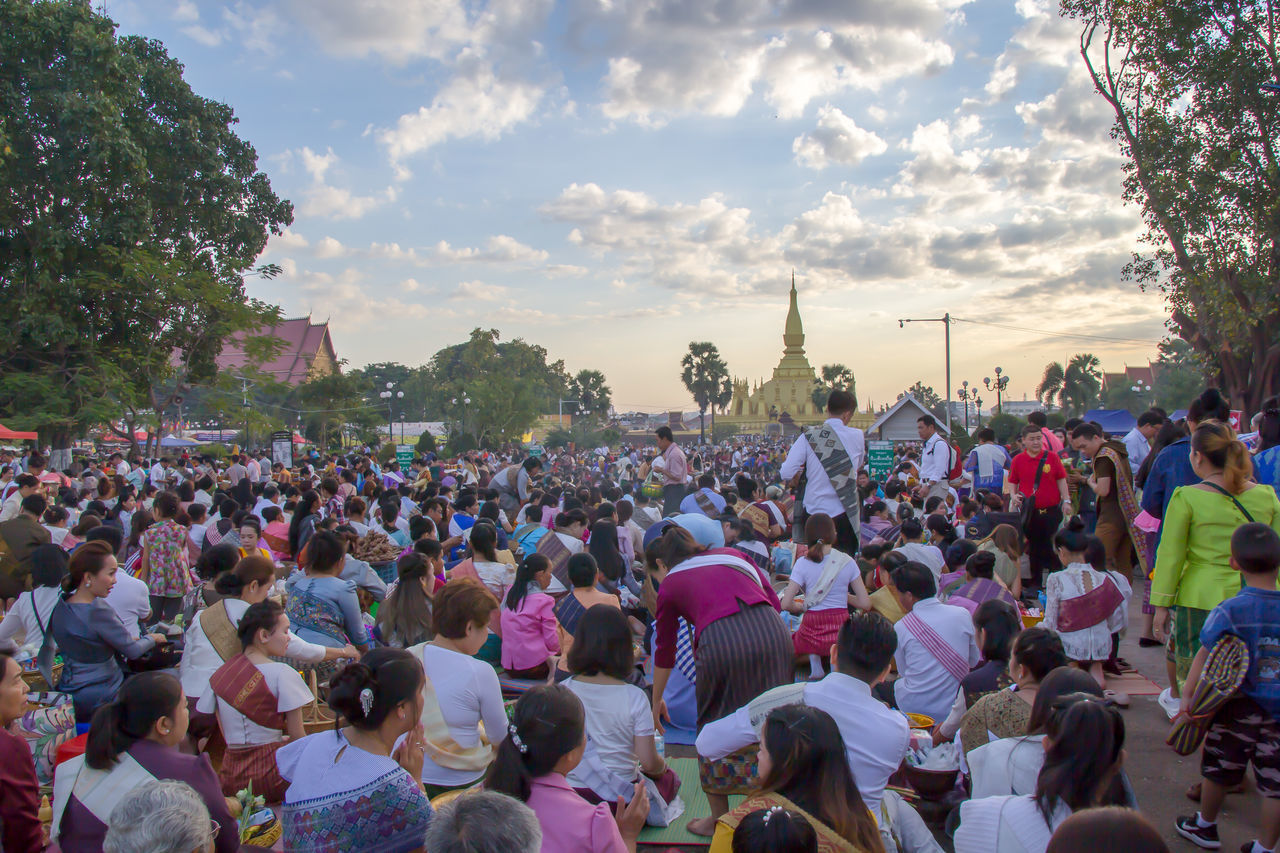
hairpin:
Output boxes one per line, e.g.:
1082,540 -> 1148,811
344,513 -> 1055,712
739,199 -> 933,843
358,687 -> 374,718
761,805 -> 785,825
508,723 -> 528,754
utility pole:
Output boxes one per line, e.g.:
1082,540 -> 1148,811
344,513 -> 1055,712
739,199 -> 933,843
897,313 -> 953,433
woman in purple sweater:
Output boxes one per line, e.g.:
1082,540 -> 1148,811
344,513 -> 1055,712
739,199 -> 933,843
646,525 -> 791,836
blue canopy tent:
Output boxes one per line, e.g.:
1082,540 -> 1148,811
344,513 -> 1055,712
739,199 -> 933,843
159,434 -> 201,448
1082,409 -> 1138,434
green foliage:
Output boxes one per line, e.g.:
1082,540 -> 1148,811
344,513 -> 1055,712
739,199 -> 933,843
1101,382 -> 1149,416
1152,338 -> 1208,411
0,0 -> 292,448
291,368 -> 379,454
811,364 -> 857,410
986,412 -> 1023,445
415,431 -> 437,454
901,382 -> 946,420
569,369 -> 613,423
1063,0 -> 1280,411
1035,353 -> 1102,416
681,342 -> 730,442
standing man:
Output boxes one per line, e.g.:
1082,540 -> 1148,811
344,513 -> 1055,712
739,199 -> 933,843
964,428 -> 1012,495
493,457 -> 542,518
0,493 -> 51,599
779,390 -> 866,553
1071,423 -> 1146,575
654,426 -> 688,516
915,415 -> 953,503
1006,425 -> 1071,591
1123,410 -> 1163,474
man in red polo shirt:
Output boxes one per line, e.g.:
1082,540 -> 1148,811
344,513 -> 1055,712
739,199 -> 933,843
1005,425 -> 1071,592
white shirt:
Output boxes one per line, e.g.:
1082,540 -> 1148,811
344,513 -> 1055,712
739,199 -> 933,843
0,492 -> 22,522
410,642 -> 509,786
893,542 -> 947,583
696,672 -> 909,814
564,679 -> 652,785
1122,427 -> 1150,474
789,551 -> 861,611
197,660 -> 313,745
0,587 -> 62,653
179,598 -> 327,699
892,598 -> 980,722
105,571 -> 152,638
252,497 -> 276,524
954,795 -> 1069,853
779,418 -> 866,518
967,735 -> 1046,799
148,462 -> 167,486
920,433 -> 952,484
115,460 -> 130,478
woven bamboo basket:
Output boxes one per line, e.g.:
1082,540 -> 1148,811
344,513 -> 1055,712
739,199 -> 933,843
21,663 -> 61,693
300,670 -> 336,735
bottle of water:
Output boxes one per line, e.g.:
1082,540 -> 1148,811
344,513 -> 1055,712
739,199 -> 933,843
654,733 -> 665,759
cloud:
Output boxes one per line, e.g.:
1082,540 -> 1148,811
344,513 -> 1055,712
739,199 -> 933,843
449,280 -> 510,301
792,105 -> 888,169
288,146 -> 397,221
314,236 -> 348,258
433,235 -> 548,264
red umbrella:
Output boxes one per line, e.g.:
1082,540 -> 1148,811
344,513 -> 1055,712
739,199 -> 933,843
0,424 -> 38,441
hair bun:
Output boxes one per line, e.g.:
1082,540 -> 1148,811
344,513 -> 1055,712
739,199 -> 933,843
328,662 -> 375,721
1201,388 -> 1224,410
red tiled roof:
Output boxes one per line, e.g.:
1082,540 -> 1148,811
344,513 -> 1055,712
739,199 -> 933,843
216,317 -> 338,386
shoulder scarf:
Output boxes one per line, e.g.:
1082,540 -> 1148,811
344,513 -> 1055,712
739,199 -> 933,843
409,644 -> 493,772
720,791 -> 860,853
535,530 -> 573,588
512,522 -> 541,547
901,610 -> 970,683
694,490 -> 719,517
1095,445 -> 1154,576
51,751 -> 158,841
804,423 -> 862,544
554,589 -> 588,637
803,550 -> 855,612
739,502 -> 773,538
199,599 -> 242,663
950,577 -> 1017,609
666,550 -> 765,589
1057,574 -> 1124,633
209,653 -> 286,731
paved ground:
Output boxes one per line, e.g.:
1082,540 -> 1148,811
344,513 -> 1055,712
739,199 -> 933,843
668,593 -> 1269,851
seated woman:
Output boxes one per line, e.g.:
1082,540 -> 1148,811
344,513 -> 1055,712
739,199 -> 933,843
954,689 -> 1126,853
711,705 -> 884,853
565,604 -> 681,826
407,579 -> 508,797
1041,519 -> 1128,690
199,600 -> 312,801
236,516 -> 274,562
0,645 -> 43,853
450,522 -> 516,663
486,684 -> 647,853
780,513 -> 871,678
555,553 -> 622,678
977,525 -> 1024,600
285,530 -> 372,654
867,551 -> 908,625
943,551 -> 1019,616
376,552 -> 435,648
50,541 -> 169,722
967,667 -> 1105,799
935,599 -> 1023,743
514,503 -> 549,555
0,543 -> 67,657
180,542 -> 237,627
500,553 -> 560,679
958,626 -> 1068,756
278,649 -> 434,853
51,672 -> 240,853
860,501 -> 898,547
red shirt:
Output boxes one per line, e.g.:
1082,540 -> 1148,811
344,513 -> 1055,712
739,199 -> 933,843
1007,451 -> 1067,508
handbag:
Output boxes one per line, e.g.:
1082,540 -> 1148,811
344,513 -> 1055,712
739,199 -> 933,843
1019,453 -> 1050,533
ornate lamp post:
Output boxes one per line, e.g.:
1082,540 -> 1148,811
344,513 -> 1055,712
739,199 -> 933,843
956,381 -> 980,433
379,382 -> 404,446
984,367 -> 1010,414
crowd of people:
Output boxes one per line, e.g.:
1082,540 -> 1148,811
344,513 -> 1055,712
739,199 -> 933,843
0,384 -> 1275,853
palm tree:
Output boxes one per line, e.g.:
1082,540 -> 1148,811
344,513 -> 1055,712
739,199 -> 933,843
570,369 -> 612,423
680,342 -> 730,443
811,363 -> 857,409
1035,353 -> 1102,416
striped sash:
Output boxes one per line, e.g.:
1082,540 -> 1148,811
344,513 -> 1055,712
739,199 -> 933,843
901,610 -> 970,683
694,490 -> 719,517
536,531 -> 573,587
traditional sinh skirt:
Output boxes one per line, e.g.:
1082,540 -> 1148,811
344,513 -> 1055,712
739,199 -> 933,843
792,607 -> 850,657
694,601 -> 792,796
220,740 -> 290,802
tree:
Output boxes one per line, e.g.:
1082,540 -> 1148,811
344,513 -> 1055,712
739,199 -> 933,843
1152,338 -> 1208,411
569,369 -> 613,423
1035,353 -> 1102,416
291,368 -> 380,454
1063,0 -> 1280,413
811,364 -> 857,410
900,382 -> 946,420
1101,382 -> 1149,416
0,1 -> 293,466
680,342 -> 730,443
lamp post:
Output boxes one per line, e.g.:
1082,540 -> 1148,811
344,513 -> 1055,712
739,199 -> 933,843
558,399 -> 582,428
956,381 -> 980,433
984,367 -> 1010,414
450,392 -> 472,442
1131,381 -> 1152,415
897,313 -> 953,433
379,382 -> 403,448
975,397 -> 984,429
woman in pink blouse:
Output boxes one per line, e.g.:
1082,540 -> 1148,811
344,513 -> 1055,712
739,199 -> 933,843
500,554 -> 560,679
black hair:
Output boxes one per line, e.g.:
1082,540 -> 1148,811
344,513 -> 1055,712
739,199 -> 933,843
505,553 -> 551,611
655,426 -> 674,442
412,537 -> 443,561
237,599 -> 284,649
1053,515 -> 1093,554
917,414 -> 937,429
1035,693 -> 1125,822
469,521 -> 499,563
1136,410 -> 1164,428
566,604 -> 634,680
973,599 -> 1021,661
945,538 -> 976,570
730,808 -> 819,853
899,518 -> 924,541
83,525 -> 124,552
554,508 -> 588,529
1012,626 -> 1069,681
1044,806 -> 1170,853
523,457 -> 542,472
566,552 -> 599,588
306,530 -> 347,574
965,550 -> 996,579
214,554 -> 275,596
976,427 -> 996,442
29,543 -> 70,588
197,543 -> 243,584
485,685 -> 585,803
21,493 -> 47,517
1027,666 -> 1104,733
85,672 -> 184,770
288,490 -> 320,555
1187,388 -> 1231,424
827,389 -> 856,416
1231,522 -> 1280,575
587,520 -> 626,582
378,553 -> 435,648
328,648 -> 425,731
1027,411 -> 1048,427
834,611 -> 896,681
890,560 -> 936,599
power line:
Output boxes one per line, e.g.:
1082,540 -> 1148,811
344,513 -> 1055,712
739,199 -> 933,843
951,317 -> 1162,346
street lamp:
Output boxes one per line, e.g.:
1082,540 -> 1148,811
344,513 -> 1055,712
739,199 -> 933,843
558,398 -> 582,428
975,397 -> 984,429
956,381 -> 980,432
1131,381 -> 1152,413
984,367 -> 1010,414
379,383 -> 404,447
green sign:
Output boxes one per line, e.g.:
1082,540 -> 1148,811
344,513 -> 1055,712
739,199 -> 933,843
396,445 -> 414,469
528,445 -> 544,458
867,440 -> 894,481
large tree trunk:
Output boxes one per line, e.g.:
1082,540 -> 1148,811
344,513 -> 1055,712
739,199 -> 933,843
48,429 -> 72,472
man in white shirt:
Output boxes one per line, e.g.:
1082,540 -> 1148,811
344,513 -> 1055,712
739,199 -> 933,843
109,452 -> 129,479
148,457 -> 170,487
1122,410 -> 1163,475
779,390 -> 865,553
252,485 -> 280,523
0,474 -> 38,522
226,455 -> 249,485
916,415 -> 953,501
890,562 -> 980,722
892,518 -> 947,583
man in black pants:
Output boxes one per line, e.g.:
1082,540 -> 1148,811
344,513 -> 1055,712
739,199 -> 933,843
654,426 -> 688,516
1005,425 -> 1071,591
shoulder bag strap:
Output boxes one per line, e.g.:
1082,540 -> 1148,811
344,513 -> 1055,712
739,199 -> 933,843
1199,481 -> 1256,523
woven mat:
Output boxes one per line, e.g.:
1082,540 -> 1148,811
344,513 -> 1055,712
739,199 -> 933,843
1105,670 -> 1163,696
637,757 -> 743,847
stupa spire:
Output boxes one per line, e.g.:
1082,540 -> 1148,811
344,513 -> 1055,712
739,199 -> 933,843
783,270 -> 804,356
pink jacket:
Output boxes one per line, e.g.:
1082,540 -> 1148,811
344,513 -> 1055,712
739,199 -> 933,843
500,592 -> 559,671
525,773 -> 627,853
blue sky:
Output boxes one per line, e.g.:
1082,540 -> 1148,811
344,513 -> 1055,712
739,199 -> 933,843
110,0 -> 1170,413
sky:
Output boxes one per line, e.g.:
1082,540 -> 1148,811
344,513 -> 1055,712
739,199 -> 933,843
108,0 -> 1171,414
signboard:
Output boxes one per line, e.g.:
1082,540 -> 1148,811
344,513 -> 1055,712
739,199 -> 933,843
867,440 -> 895,482
1229,410 -> 1244,432
527,445 -> 544,458
396,445 -> 414,470
270,430 -> 294,470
